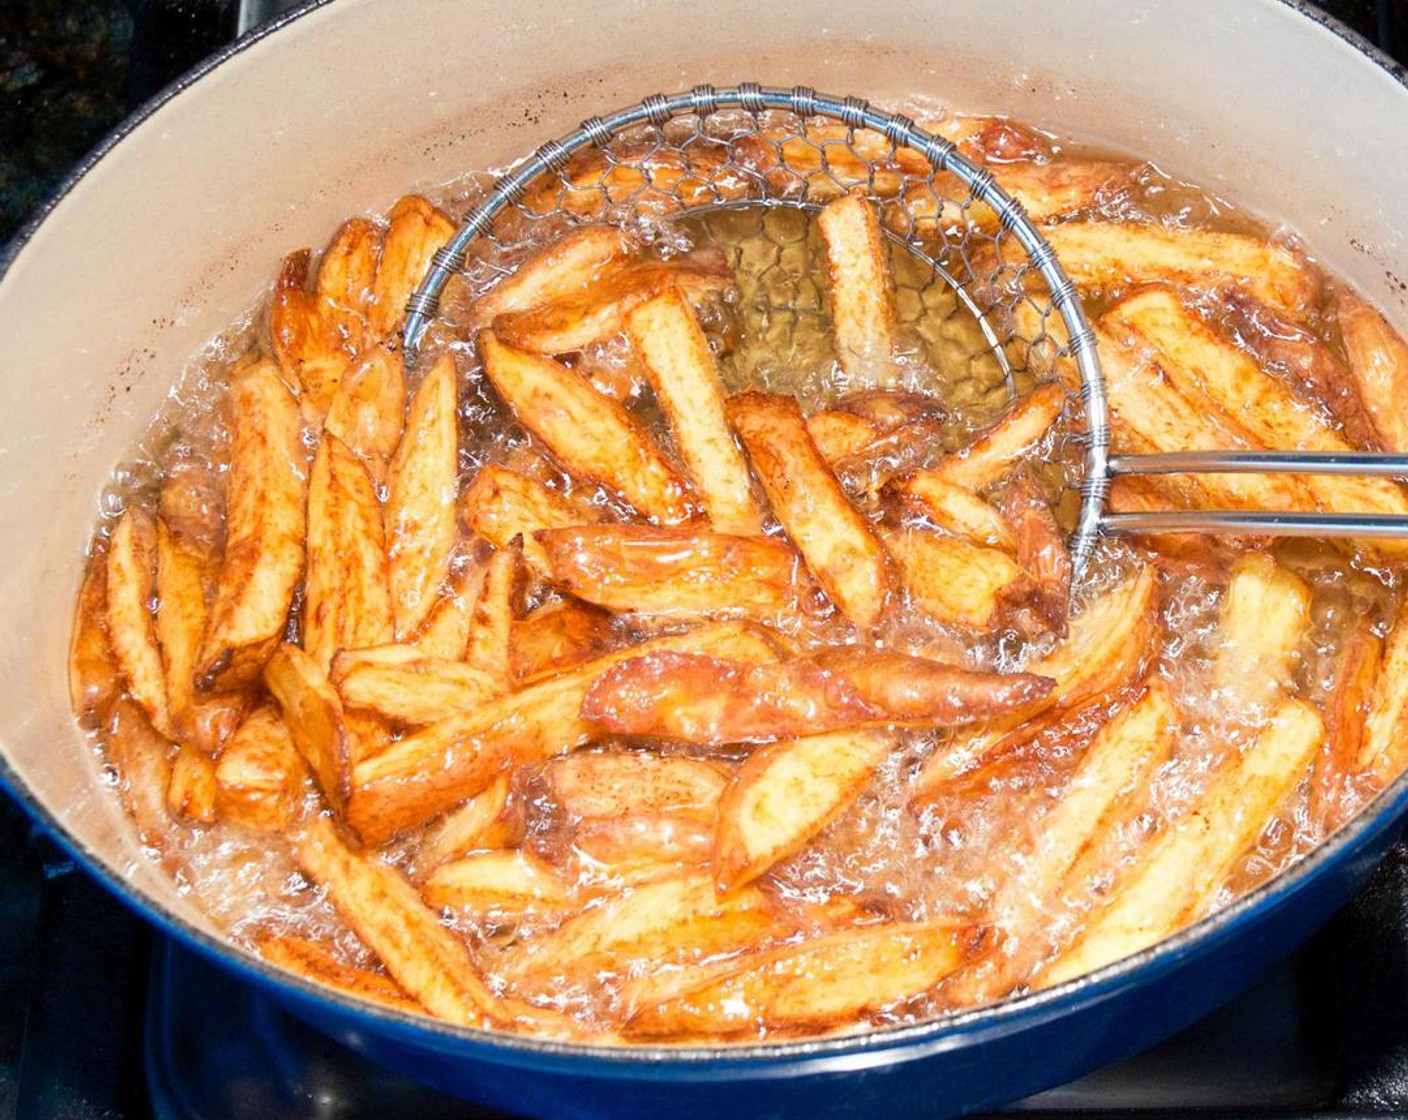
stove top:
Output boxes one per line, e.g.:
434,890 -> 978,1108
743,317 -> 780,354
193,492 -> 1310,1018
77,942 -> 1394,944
5,2 -> 1408,1118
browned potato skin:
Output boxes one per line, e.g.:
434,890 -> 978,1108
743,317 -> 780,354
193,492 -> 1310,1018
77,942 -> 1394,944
461,464 -> 598,576
1337,290 -> 1408,453
70,553 -> 120,727
1311,620 -> 1382,833
463,545 -> 519,695
102,697 -> 174,850
167,744 -> 218,823
1000,467 -> 1072,636
545,751 -> 728,822
368,195 -> 456,339
264,644 -> 350,814
257,932 -> 421,1014
509,598 -> 614,684
106,508 -> 174,738
323,345 -> 407,482
331,648 -> 499,726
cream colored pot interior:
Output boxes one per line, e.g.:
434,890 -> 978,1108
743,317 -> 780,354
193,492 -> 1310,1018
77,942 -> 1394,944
1,0 -> 1404,934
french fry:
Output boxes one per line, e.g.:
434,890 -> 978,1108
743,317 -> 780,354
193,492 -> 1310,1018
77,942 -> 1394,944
385,355 -> 459,638
886,473 -> 1016,551
466,225 -> 637,330
368,195 -> 456,338
167,744 -> 218,823
883,527 -> 1031,629
422,849 -> 571,917
1337,290 -> 1408,453
831,417 -> 950,498
626,922 -> 990,1038
408,560 -> 485,660
727,391 -> 891,628
461,464 -> 598,576
305,433 -> 395,668
264,644 -> 349,813
418,773 -> 521,870
545,751 -> 727,821
256,933 -> 421,1014
1043,699 -> 1324,985
480,332 -> 693,524
70,553 -> 120,726
537,525 -> 806,620
1357,603 -> 1408,787
582,649 -> 1053,745
154,517 -> 215,744
1042,222 -> 1319,319
1311,619 -> 1381,832
520,144 -> 752,220
1106,475 -> 1222,561
714,729 -> 895,890
509,598 -> 614,684
102,697 -> 174,849
912,384 -> 1065,493
214,703 -> 307,833
626,284 -> 763,534
197,360 -> 307,690
574,814 -> 715,881
807,410 -> 884,463
464,544 -> 519,694
1000,467 -> 1071,634
899,160 -> 1133,233
270,251 -> 354,420
323,345 -> 407,481
837,390 -> 947,429
817,194 -> 897,380
346,621 -> 781,844
1209,552 -> 1310,715
106,509 -> 173,738
332,646 -> 500,725
294,813 -> 505,1026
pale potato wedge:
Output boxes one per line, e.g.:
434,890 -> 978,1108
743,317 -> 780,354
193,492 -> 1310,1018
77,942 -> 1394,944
264,643 -> 349,813
385,355 -> 459,638
332,646 -> 500,724
323,345 -> 407,482
626,922 -> 990,1038
806,410 -> 883,463
102,697 -> 174,850
422,849 -> 571,917
256,933 -> 421,1015
508,598 -> 614,684
464,544 -> 519,695
461,464 -> 598,576
545,751 -> 727,821
626,284 -> 763,534
197,360 -> 307,690
886,473 -> 1016,551
346,620 -> 781,844
1000,467 -> 1072,635
407,560 -> 485,661
727,391 -> 891,628
714,729 -> 895,890
915,384 -> 1065,493
106,508 -> 172,738
1337,290 -> 1408,453
466,225 -> 637,330
418,773 -> 521,871
1357,603 -> 1408,787
480,331 -> 693,524
294,813 -> 505,1027
368,194 -> 456,338
817,193 -> 898,381
214,703 -> 308,833
1043,699 -> 1324,986
537,525 -> 806,620
71,552 -> 120,727
1210,552 -> 1310,716
1042,222 -> 1319,319
883,526 -> 1031,629
582,648 -> 1053,745
167,743 -> 218,823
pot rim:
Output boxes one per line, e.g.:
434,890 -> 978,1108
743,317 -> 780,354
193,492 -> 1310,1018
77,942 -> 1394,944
1,0 -> 1405,1072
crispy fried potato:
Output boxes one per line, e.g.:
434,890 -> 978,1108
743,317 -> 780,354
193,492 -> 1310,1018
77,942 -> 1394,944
901,160 -> 1133,233
627,922 -> 990,1038
464,545 -> 518,694
418,773 -> 520,870
887,473 -> 1016,550
71,553 -> 120,726
214,703 -> 307,832
574,814 -> 715,881
106,508 -> 172,738
727,391 -> 891,627
368,195 -> 456,338
158,458 -> 224,556
480,332 -> 692,524
1210,553 -> 1310,716
154,517 -> 214,743
331,645 -> 499,725
271,250 -> 354,420
466,225 -> 637,330
883,526 -> 1031,629
1043,699 -> 1324,985
102,697 -> 174,849
385,355 -> 459,638
347,621 -> 781,844
422,850 -> 571,917
830,417 -> 949,499
1337,290 -> 1408,453
256,933 -> 420,1014
264,644 -> 349,813
1042,222 -> 1319,318
626,284 -> 763,534
323,345 -> 407,481
509,598 -> 614,684
545,751 -> 727,821
520,144 -> 752,219
537,525 -> 805,620
1000,467 -> 1071,634
197,361 -> 307,690
1357,603 -> 1408,787
294,813 -> 504,1026
916,384 -> 1065,492
461,464 -> 598,576
305,433 -> 395,668
1311,619 -> 1381,832
806,409 -> 884,463
715,729 -> 895,890
167,744 -> 218,823
582,649 -> 1053,745
817,194 -> 897,380
408,560 -> 485,660
1105,475 -> 1224,561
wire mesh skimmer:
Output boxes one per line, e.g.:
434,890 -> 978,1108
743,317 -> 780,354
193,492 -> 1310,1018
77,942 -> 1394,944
402,83 -> 1408,582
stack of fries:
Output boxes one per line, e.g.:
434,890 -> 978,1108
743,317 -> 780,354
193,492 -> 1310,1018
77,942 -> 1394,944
68,110 -> 1408,1044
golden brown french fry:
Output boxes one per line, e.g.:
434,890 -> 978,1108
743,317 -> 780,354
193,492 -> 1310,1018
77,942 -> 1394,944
346,621 -> 780,844
270,250 -> 353,420
332,646 -> 499,725
385,355 -> 459,638
582,648 -> 1053,745
480,332 -> 692,524
914,384 -> 1065,492
323,345 -> 407,482
626,922 -> 990,1038
71,553 -> 120,727
464,544 -> 518,694
508,598 -> 614,684
1210,552 -> 1310,716
883,527 -> 1031,629
256,932 -> 421,1014
817,193 -> 897,380
418,773 -> 521,870
573,815 -> 715,881
520,143 -> 751,219
536,525 -> 806,620
368,195 -> 456,339
1043,699 -> 1324,986
461,464 -> 598,575
727,391 -> 891,628
1337,290 -> 1408,453
902,159 -> 1133,232
422,849 -> 571,917
466,225 -> 637,330
714,729 -> 895,890
102,697 -> 174,849
886,473 -> 1016,550
316,217 -> 381,342
1000,467 -> 1071,634
264,643 -> 349,813
806,410 -> 884,463
1042,222 -> 1319,319
167,744 -> 218,823
293,813 -> 504,1026
407,560 -> 485,661
197,360 -> 307,690
830,417 -> 950,499
154,517 -> 211,737
545,751 -> 727,821
1311,619 -> 1381,833
214,703 -> 308,832
106,508 -> 173,738
1105,476 -> 1223,562
158,459 -> 224,556
626,284 -> 763,534
1357,603 -> 1408,787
